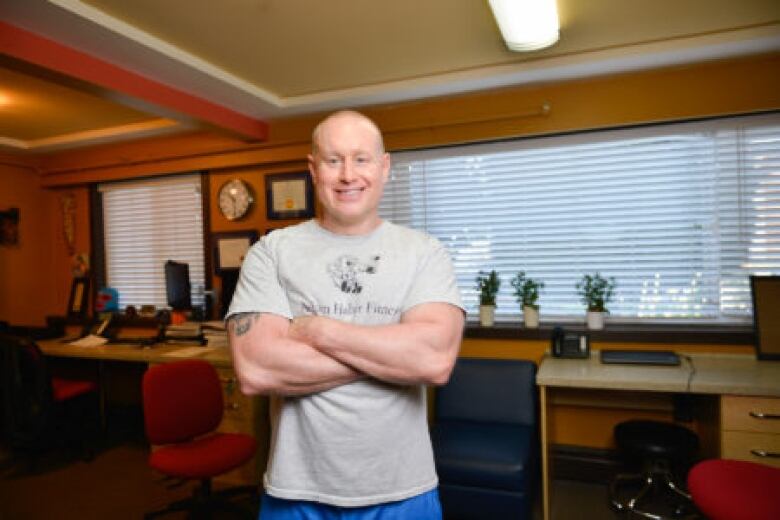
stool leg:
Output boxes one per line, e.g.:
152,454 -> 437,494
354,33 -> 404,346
610,473 -> 644,512
627,474 -> 666,520
664,475 -> 691,500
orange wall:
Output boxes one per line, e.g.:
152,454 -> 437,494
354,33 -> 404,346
0,161 -> 90,326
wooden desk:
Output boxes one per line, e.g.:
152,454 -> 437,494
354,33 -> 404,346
36,338 -> 269,485
37,339 -> 233,367
536,351 -> 780,520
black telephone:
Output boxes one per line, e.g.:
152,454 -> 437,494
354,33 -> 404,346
551,326 -> 590,358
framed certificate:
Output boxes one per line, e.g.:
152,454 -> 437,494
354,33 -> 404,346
213,230 -> 258,272
265,172 -> 315,220
67,276 -> 90,318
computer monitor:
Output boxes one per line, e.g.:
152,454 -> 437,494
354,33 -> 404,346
750,275 -> 780,360
164,260 -> 192,311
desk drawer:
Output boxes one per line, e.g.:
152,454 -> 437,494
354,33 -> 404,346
222,392 -> 252,420
721,396 -> 780,434
721,431 -> 780,468
216,368 -> 252,421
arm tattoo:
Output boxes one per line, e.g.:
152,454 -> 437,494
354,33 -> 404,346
229,312 -> 260,336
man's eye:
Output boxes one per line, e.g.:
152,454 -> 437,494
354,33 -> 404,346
326,157 -> 342,166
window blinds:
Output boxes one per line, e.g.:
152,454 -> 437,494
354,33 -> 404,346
99,174 -> 206,310
379,113 -> 780,323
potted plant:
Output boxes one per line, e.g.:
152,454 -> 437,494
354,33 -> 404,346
576,273 -> 616,330
511,271 -> 545,328
476,270 -> 501,327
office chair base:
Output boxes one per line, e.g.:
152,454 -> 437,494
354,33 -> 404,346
610,471 -> 697,520
145,478 -> 258,519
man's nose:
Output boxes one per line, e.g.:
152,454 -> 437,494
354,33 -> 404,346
339,159 -> 356,182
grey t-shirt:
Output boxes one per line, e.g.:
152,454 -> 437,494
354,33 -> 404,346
227,219 -> 463,507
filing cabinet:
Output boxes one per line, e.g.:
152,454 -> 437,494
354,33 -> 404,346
721,395 -> 780,468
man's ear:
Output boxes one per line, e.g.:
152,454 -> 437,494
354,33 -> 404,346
381,153 -> 391,183
307,154 -> 318,183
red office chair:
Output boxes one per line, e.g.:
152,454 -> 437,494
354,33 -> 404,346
1,333 -> 100,468
688,459 -> 780,520
142,359 -> 258,519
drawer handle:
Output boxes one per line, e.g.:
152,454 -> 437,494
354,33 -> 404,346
749,411 -> 780,420
220,377 -> 237,385
750,449 -> 780,458
226,402 -> 241,411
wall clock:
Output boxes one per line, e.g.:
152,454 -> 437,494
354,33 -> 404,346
218,179 -> 254,220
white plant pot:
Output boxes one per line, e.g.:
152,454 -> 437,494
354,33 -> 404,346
586,311 -> 605,330
522,306 -> 540,328
479,305 -> 496,327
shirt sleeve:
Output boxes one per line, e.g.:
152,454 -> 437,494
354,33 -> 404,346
401,236 -> 465,314
225,237 -> 293,321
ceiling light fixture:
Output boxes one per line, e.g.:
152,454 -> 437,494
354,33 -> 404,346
488,0 -> 560,52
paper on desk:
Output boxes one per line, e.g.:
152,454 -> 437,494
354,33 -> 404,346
163,346 -> 217,358
69,334 -> 109,347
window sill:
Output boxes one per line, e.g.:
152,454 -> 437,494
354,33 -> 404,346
464,322 -> 754,345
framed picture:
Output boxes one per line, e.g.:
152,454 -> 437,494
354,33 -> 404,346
67,276 -> 90,318
213,230 -> 258,272
265,172 -> 315,220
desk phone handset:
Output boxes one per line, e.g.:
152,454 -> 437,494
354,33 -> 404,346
551,326 -> 590,358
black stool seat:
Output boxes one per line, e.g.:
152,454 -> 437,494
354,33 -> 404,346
615,420 -> 699,460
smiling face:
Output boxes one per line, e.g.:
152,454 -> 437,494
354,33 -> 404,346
308,111 -> 390,235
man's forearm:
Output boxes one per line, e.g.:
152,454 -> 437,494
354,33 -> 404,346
288,304 -> 464,386
228,313 -> 363,396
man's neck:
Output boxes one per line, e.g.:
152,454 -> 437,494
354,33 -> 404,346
317,215 -> 383,236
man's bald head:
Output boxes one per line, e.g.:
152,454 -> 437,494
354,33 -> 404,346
311,110 -> 385,157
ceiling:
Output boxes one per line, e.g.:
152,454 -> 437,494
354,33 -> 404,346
1,0 -> 778,154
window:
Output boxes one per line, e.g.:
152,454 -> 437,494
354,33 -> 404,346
99,174 -> 206,310
379,113 -> 780,323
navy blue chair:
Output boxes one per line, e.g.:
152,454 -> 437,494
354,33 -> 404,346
432,358 -> 538,519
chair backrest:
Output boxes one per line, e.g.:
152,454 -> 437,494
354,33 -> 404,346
142,359 -> 224,445
0,334 -> 54,447
435,358 -> 537,425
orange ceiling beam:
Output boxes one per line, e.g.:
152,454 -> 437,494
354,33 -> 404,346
0,21 -> 268,141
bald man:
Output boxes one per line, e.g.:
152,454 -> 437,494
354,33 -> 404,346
227,111 -> 465,519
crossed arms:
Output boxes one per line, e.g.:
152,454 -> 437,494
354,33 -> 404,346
228,302 -> 465,396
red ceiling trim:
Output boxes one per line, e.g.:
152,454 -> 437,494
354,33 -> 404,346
0,21 -> 268,141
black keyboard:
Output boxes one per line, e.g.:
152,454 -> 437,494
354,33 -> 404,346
600,350 -> 681,366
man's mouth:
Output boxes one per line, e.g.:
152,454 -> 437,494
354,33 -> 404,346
335,187 -> 365,200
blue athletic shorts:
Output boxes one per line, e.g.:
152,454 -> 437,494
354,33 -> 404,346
259,488 -> 442,520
